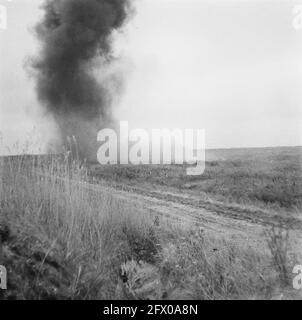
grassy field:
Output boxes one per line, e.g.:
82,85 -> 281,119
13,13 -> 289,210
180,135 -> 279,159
0,147 -> 301,299
90,147 -> 302,212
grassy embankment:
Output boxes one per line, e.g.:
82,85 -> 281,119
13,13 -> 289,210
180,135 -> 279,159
0,154 -> 300,299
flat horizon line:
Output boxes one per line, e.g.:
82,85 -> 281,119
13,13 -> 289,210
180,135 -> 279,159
1,144 -> 302,158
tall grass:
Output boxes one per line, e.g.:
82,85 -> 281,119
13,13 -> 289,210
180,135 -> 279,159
0,155 -> 299,299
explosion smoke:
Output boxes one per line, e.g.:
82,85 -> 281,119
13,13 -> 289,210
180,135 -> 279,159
31,0 -> 132,160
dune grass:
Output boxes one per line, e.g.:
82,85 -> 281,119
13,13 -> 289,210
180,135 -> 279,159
0,154 -> 299,299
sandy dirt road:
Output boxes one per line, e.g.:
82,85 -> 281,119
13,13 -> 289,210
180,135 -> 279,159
72,178 -> 302,254
34,171 -> 302,254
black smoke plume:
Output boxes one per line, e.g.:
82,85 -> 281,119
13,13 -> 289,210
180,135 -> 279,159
31,0 -> 132,160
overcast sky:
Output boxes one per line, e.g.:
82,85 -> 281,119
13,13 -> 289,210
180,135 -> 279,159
0,0 -> 302,154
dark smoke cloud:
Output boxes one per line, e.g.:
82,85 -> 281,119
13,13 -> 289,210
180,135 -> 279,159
31,0 -> 132,160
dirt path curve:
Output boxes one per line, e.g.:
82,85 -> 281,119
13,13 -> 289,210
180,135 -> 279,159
80,179 -> 302,253
34,172 -> 302,253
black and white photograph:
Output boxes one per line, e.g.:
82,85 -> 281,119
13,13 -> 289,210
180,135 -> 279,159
0,0 -> 302,304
